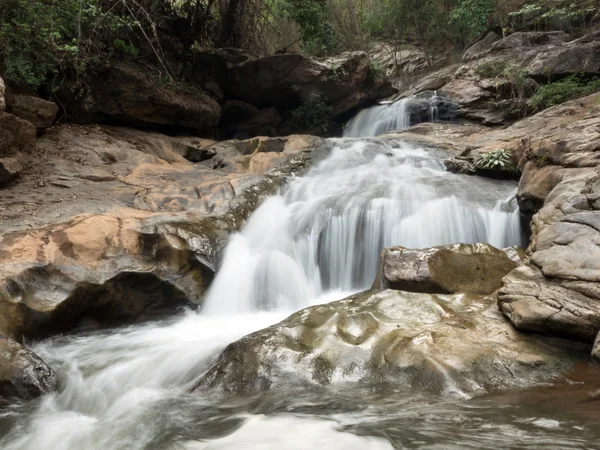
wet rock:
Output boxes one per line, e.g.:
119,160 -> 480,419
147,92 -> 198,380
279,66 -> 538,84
444,158 -> 476,174
56,64 -> 221,132
6,94 -> 58,130
226,51 -> 394,119
195,290 -> 586,395
0,336 -> 56,401
377,244 -> 518,295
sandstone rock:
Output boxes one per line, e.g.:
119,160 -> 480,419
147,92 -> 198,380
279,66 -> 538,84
7,94 -> 58,130
377,244 -> 518,295
0,124 -> 324,340
56,64 -> 221,132
0,112 -> 37,186
226,51 -> 394,119
195,289 -> 585,395
0,337 -> 56,401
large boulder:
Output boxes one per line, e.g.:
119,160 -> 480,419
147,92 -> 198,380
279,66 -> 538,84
0,112 -> 36,186
377,244 -> 519,295
0,336 -> 56,401
0,124 -> 324,340
226,51 -> 395,119
195,289 -> 586,396
6,94 -> 58,130
56,64 -> 221,132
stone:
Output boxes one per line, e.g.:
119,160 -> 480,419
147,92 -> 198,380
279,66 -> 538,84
377,243 -> 518,295
221,107 -> 283,139
0,124 -> 324,340
7,95 -> 58,130
226,51 -> 395,120
593,333 -> 600,362
0,336 -> 56,401
444,158 -> 476,175
219,100 -> 260,126
0,77 -> 5,112
56,64 -> 221,132
0,112 -> 37,186
194,289 -> 585,395
462,32 -> 502,61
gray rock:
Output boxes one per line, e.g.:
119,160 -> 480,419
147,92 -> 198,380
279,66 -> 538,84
7,94 -> 58,130
0,112 -> 37,186
195,289 -> 586,396
376,243 -> 518,295
0,337 -> 56,401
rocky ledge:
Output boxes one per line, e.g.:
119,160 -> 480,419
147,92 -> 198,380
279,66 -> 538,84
195,244 -> 587,397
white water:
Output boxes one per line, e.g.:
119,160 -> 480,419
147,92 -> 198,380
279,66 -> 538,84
203,138 -> 522,314
344,100 -> 411,137
0,138 -> 526,450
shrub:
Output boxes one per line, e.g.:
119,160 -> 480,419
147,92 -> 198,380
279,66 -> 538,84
531,75 -> 600,110
477,149 -> 517,172
289,91 -> 332,132
475,59 -> 509,78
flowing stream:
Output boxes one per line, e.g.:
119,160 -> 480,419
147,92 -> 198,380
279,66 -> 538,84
1,137 -> 599,449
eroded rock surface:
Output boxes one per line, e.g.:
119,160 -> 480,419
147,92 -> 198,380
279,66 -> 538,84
0,124 -> 324,339
195,289 -> 586,396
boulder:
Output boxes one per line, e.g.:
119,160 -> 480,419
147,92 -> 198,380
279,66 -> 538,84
219,100 -> 260,126
56,64 -> 221,132
220,107 -> 282,139
444,158 -> 476,175
0,112 -> 37,186
462,32 -> 502,61
593,333 -> 600,362
6,94 -> 58,130
0,336 -> 56,401
376,244 -> 518,295
0,124 -> 324,340
195,289 -> 586,395
226,51 -> 394,119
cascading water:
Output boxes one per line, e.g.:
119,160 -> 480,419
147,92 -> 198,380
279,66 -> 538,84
1,136 -> 562,450
343,100 -> 411,138
203,138 -> 522,314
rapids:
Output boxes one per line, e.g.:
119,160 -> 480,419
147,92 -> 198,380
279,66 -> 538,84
1,138 -> 598,450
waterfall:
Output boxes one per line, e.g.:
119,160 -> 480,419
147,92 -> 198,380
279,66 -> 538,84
203,138 -> 523,315
343,100 -> 411,138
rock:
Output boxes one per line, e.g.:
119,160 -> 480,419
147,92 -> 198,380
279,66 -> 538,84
226,51 -> 394,119
0,336 -> 56,401
408,92 -> 460,124
444,158 -> 476,175
195,289 -> 586,395
0,124 -> 324,340
0,77 -> 5,112
6,95 -> 58,130
593,333 -> 600,362
56,64 -> 221,132
377,244 -> 518,295
219,100 -> 260,126
220,107 -> 283,139
0,112 -> 37,186
463,32 -> 502,61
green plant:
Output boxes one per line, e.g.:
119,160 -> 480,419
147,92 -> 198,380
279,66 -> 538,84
289,91 -> 332,131
328,65 -> 348,82
531,75 -> 600,110
536,155 -> 549,167
113,39 -> 139,57
475,59 -> 509,78
450,0 -> 495,39
368,60 -> 386,81
477,149 -> 516,172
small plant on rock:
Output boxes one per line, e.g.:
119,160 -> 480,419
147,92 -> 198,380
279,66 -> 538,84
477,149 -> 516,172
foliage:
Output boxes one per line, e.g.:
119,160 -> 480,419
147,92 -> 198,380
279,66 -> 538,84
283,0 -> 339,55
0,0 -> 134,88
477,149 -> 516,171
368,60 -> 387,81
289,90 -> 333,131
536,155 -> 549,167
531,75 -> 600,110
475,59 -> 509,78
450,0 -> 495,40
508,0 -> 600,31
